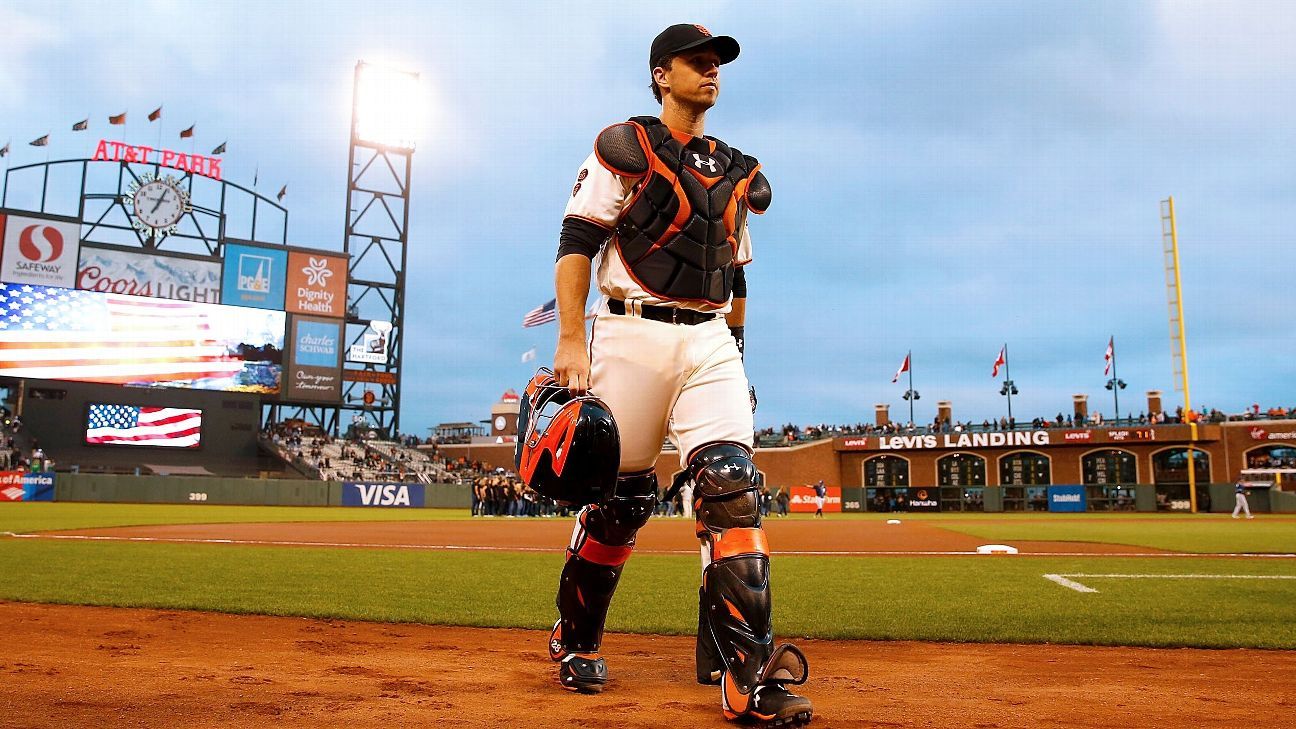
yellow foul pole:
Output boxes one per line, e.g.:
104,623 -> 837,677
1161,196 -> 1198,512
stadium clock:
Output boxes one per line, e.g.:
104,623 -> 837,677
124,173 -> 192,236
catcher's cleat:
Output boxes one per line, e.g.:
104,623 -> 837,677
721,644 -> 812,726
548,619 -> 568,662
558,653 -> 607,694
725,683 -> 812,726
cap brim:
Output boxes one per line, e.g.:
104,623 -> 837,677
673,35 -> 741,64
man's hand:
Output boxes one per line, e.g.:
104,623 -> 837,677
554,336 -> 590,393
554,254 -> 595,394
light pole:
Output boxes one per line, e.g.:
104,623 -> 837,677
998,344 -> 1017,424
1105,376 -> 1127,423
902,387 -> 920,428
999,378 -> 1018,423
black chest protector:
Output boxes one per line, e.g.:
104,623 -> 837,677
594,116 -> 771,306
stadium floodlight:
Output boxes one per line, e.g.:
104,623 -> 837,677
353,61 -> 421,151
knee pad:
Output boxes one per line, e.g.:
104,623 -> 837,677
581,470 -> 656,546
689,443 -> 759,531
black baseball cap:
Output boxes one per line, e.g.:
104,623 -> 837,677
649,24 -> 740,70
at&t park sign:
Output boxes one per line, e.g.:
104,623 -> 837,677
844,430 -> 1054,451
92,140 -> 223,180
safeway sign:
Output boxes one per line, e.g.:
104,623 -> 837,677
0,213 -> 81,288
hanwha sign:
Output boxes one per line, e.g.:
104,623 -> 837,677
1,213 -> 81,288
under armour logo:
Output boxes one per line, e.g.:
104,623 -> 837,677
691,153 -> 718,173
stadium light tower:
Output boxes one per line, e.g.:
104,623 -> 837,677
354,62 -> 422,151
339,60 -> 421,437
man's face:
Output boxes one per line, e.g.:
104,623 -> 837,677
657,47 -> 722,108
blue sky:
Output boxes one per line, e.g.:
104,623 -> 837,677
2,1 -> 1293,433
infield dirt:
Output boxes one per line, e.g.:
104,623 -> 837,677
41,516 -> 1168,554
1,601 -> 1292,728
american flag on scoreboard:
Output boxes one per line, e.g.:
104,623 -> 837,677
522,298 -> 557,328
85,405 -> 202,448
0,283 -> 245,385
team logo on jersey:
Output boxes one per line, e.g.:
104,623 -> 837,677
572,182 -> 582,197
577,168 -> 588,181
689,152 -> 719,174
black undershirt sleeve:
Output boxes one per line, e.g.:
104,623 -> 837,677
556,217 -> 610,260
732,266 -> 747,298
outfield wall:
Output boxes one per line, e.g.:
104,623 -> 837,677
53,474 -> 471,508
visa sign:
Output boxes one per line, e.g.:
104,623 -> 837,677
342,482 -> 425,507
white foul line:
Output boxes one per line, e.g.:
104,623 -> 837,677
1044,572 -> 1296,593
1043,574 -> 1099,593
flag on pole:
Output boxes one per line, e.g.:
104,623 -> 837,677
992,345 -> 1006,377
1104,336 -> 1114,376
0,141 -> 9,158
148,106 -> 162,122
109,112 -> 126,125
179,125 -> 195,139
29,135 -> 49,147
891,353 -> 910,383
276,184 -> 287,202
584,299 -> 600,321
522,299 -> 557,327
72,119 -> 88,131
211,141 -> 226,155
521,348 -> 537,363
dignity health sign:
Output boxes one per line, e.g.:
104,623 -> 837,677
286,251 -> 347,318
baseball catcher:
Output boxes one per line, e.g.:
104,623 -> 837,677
519,22 -> 812,726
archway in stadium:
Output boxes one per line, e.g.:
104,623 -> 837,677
998,451 -> 1051,512
1151,447 -> 1212,512
863,454 -> 910,512
1081,448 -> 1138,511
1245,444 -> 1296,469
937,453 -> 986,512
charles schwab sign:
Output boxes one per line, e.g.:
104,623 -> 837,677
77,246 -> 220,303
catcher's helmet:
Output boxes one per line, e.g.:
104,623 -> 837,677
515,369 -> 620,505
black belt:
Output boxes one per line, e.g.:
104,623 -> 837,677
607,299 -> 718,325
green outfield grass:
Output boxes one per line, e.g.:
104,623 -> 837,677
1,537 -> 1294,649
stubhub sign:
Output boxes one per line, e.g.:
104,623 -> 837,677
342,482 -> 425,508
1047,485 -> 1086,513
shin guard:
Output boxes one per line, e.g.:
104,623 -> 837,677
551,470 -> 657,658
690,443 -> 808,721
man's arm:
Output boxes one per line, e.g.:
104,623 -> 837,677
554,253 -> 593,393
726,266 -> 747,356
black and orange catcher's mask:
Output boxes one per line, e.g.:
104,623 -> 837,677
515,369 -> 621,506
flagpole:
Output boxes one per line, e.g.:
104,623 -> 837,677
907,350 -> 915,427
1109,336 -> 1120,422
1003,343 -> 1013,424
